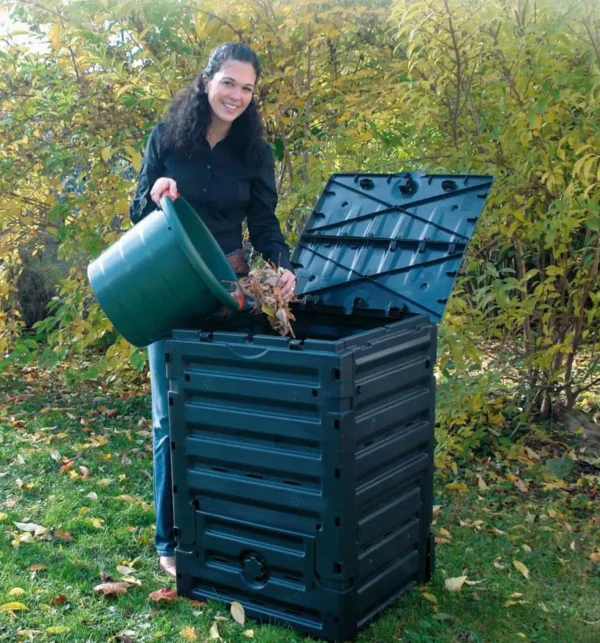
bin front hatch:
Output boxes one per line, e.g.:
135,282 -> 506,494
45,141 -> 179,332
291,172 -> 494,323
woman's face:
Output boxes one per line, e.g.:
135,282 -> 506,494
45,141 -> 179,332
203,59 -> 256,127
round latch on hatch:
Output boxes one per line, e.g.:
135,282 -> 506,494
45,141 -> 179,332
241,552 -> 269,588
396,173 -> 418,197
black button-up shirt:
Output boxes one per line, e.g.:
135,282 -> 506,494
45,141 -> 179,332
129,124 -> 292,270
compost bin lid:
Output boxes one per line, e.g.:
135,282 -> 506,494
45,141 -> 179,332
292,172 -> 494,323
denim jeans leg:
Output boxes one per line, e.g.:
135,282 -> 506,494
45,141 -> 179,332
148,340 -> 175,557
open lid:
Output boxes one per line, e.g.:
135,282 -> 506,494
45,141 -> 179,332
292,172 -> 494,323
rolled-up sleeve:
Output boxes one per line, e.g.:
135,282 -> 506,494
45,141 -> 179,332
247,143 -> 293,271
129,124 -> 164,224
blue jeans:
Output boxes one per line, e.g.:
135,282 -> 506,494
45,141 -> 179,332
148,339 -> 174,557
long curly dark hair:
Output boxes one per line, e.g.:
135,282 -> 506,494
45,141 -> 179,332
161,43 -> 264,161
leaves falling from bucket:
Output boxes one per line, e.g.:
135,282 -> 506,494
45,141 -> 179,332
238,264 -> 296,337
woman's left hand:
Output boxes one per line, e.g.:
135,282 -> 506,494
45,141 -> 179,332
278,269 -> 296,303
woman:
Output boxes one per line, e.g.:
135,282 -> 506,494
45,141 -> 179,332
129,42 -> 296,577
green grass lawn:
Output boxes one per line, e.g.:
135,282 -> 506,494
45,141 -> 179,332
1,365 -> 598,642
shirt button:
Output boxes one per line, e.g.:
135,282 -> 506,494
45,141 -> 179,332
206,165 -> 211,170
202,188 -> 207,192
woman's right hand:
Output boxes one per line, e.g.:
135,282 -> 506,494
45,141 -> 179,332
150,177 -> 179,205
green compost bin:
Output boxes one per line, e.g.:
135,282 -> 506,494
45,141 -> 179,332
87,195 -> 242,348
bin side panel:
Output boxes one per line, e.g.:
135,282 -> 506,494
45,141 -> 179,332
176,512 -> 357,641
167,338 -> 351,542
349,321 -> 436,622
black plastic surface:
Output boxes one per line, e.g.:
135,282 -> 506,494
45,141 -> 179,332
166,309 -> 436,640
293,172 -> 494,322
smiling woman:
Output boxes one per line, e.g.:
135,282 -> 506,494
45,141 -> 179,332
127,42 -> 296,578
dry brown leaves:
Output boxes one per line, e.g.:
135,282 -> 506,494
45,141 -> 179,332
93,582 -> 129,596
238,265 -> 296,337
148,587 -> 177,602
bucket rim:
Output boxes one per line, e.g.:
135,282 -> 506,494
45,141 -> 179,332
161,195 -> 241,311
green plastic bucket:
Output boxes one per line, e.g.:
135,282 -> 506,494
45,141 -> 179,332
87,195 -> 243,348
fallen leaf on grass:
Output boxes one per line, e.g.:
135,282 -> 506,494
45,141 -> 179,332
89,518 -> 104,529
445,482 -> 468,493
438,528 -> 452,539
242,630 -> 254,638
477,475 -> 489,491
50,594 -> 67,605
180,626 -> 196,641
29,564 -> 48,572
522,544 -> 532,553
445,576 -> 467,592
590,551 -> 600,563
422,592 -> 438,603
122,557 -> 142,569
209,622 -> 221,640
213,616 -> 228,622
435,537 -> 451,545
0,601 -> 28,611
148,588 -> 177,602
515,478 -> 529,493
9,588 -> 26,597
54,530 -> 72,542
86,492 -> 98,500
12,533 -> 34,547
93,582 -> 129,596
115,631 -> 136,643
17,630 -> 43,638
45,626 -> 70,634
116,495 -> 151,510
189,600 -> 205,607
13,522 -> 48,536
116,494 -> 138,503
58,459 -> 75,474
0,512 -> 8,521
89,435 -> 109,448
231,600 -> 245,626
117,565 -> 136,576
513,560 -> 530,579
97,406 -> 118,418
121,576 -> 142,586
